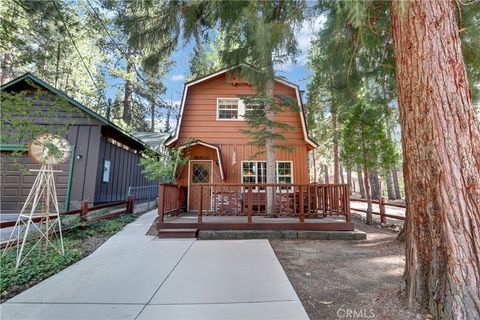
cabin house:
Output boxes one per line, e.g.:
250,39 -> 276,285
0,73 -> 155,213
158,65 -> 353,234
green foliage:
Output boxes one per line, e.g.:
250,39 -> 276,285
140,148 -> 189,183
0,214 -> 136,300
0,0 -> 108,109
188,31 -> 227,80
240,93 -> 298,155
340,99 -> 396,172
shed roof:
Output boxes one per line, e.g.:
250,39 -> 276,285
1,73 -> 151,151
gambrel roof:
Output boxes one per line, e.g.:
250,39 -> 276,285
165,64 -> 318,148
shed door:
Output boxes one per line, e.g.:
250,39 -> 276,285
188,161 -> 212,212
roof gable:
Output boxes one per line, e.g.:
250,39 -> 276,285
1,73 -> 150,151
165,65 -> 318,148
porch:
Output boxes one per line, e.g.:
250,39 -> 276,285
157,183 -> 354,233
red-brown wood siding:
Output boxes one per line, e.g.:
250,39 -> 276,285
174,73 -> 311,186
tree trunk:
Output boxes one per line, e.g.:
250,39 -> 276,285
346,168 -> 352,195
339,163 -> 345,184
369,168 -> 381,200
54,41 -> 61,87
164,103 -> 172,132
150,103 -> 155,132
123,50 -> 134,125
265,64 -> 276,216
392,1 -> 480,318
324,164 -> 329,184
392,167 -> 402,199
363,163 -> 373,225
332,109 -> 340,183
386,172 -> 395,200
357,164 -> 366,198
1,47 -> 14,85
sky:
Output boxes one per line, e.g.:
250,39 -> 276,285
162,16 -> 325,108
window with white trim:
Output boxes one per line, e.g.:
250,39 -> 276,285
241,161 -> 293,191
217,98 -> 241,120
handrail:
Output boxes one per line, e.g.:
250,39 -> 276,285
158,183 -> 351,223
0,197 -> 135,229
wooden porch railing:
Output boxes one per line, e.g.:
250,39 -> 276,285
158,183 -> 351,224
158,184 -> 187,222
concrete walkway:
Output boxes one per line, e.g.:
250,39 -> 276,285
1,210 -> 308,320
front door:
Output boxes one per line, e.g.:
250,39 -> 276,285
188,161 -> 212,212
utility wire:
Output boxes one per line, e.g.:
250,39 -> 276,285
85,0 -> 168,106
51,0 -> 103,95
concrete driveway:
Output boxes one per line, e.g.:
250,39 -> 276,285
1,210 -> 308,320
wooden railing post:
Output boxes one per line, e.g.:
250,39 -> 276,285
379,196 -> 386,224
127,195 -> 134,213
158,184 -> 165,223
199,185 -> 203,223
247,186 -> 252,223
176,185 -> 181,216
299,185 -> 304,223
80,201 -> 89,230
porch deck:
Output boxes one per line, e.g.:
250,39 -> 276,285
158,183 -> 354,232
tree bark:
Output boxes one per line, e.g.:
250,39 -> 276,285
357,164 -> 366,198
265,63 -> 276,216
369,168 -> 381,200
392,167 -> 402,199
363,163 -> 373,225
1,47 -> 14,85
339,163 -> 345,184
332,109 -> 340,184
386,172 -> 395,200
150,103 -> 155,132
346,168 -> 352,195
122,49 -> 134,125
324,164 -> 329,184
392,1 -> 480,318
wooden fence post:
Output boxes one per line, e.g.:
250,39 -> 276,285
158,184 -> 165,223
247,186 -> 252,224
299,185 -> 304,223
127,195 -> 135,213
80,201 -> 89,230
379,196 -> 386,224
176,185 -> 181,216
198,185 -> 203,223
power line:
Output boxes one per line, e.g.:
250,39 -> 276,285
85,0 -> 168,106
51,0 -> 103,95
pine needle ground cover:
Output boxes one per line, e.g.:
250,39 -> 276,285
0,214 -> 136,302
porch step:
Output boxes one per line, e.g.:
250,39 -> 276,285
158,228 -> 198,239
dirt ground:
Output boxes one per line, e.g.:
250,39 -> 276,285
270,219 -> 427,320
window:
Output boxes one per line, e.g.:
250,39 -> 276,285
102,160 -> 110,183
241,161 -> 293,191
217,98 -> 265,120
217,98 -> 240,120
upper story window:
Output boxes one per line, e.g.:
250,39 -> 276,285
217,98 -> 264,121
217,98 -> 241,120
